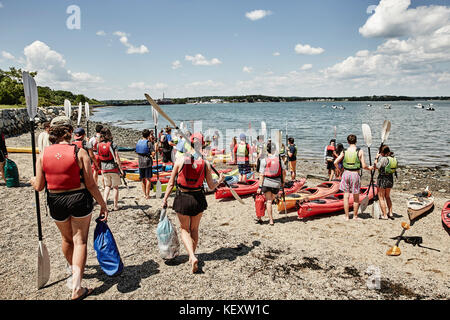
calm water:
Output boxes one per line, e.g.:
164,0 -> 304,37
91,101 -> 450,168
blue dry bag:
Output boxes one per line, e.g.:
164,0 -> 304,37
93,218 -> 124,276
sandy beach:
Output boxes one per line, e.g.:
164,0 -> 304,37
1,128 -> 449,300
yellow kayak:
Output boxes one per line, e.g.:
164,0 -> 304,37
7,147 -> 39,154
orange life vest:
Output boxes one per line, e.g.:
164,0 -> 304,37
264,156 -> 282,178
176,156 -> 206,190
42,144 -> 81,190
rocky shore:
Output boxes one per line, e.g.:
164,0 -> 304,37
0,122 -> 448,301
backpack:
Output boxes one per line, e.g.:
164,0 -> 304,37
156,208 -> 180,260
385,156 -> 398,174
98,141 -> 114,161
93,218 -> 124,276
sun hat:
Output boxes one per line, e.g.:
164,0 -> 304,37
50,116 -> 72,127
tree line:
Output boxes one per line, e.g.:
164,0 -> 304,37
0,67 -> 100,107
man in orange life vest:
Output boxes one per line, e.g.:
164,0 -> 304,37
72,128 -> 99,173
234,133 -> 251,182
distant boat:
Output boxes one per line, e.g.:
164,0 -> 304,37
384,104 -> 392,109
426,103 -> 435,111
337,105 -> 345,110
367,104 -> 372,107
331,105 -> 337,109
415,103 -> 424,109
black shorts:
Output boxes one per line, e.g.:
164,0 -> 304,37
261,186 -> 280,195
172,190 -> 207,216
326,161 -> 335,170
139,167 -> 153,179
377,174 -> 394,189
47,189 -> 94,222
162,151 -> 172,163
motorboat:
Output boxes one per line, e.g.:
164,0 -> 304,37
384,104 -> 391,109
425,104 -> 435,111
415,103 -> 424,109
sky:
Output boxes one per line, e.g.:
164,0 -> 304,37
0,0 -> 449,100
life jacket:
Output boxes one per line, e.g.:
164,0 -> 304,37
384,156 -> 398,174
264,156 -> 282,178
72,139 -> 86,150
326,145 -> 335,161
135,139 -> 150,155
176,156 -> 206,190
343,147 -> 361,170
236,143 -> 249,162
98,141 -> 114,162
288,144 -> 297,158
42,144 -> 81,190
161,133 -> 172,152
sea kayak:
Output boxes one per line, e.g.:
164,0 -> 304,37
278,179 -> 306,197
6,147 -> 39,154
210,148 -> 225,155
407,189 -> 435,221
277,181 -> 341,212
442,201 -> 450,230
297,185 -> 377,219
215,179 -> 259,199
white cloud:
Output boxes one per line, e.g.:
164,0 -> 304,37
1,51 -> 15,60
113,31 -> 149,54
171,60 -> 182,70
300,64 -> 313,71
245,10 -> 272,21
23,40 -> 103,91
359,0 -> 450,38
185,80 -> 224,88
294,43 -> 325,55
272,52 -> 280,56
185,54 -> 222,66
0,2 -> 3,9
243,66 -> 253,73
96,30 -> 106,36
128,81 -> 168,91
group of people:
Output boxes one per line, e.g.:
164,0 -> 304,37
0,113 -> 399,300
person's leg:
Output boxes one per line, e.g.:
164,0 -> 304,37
265,192 -> 274,225
385,188 -> 393,217
145,178 -> 152,198
189,213 -> 203,253
113,186 -> 119,210
353,193 -> 360,219
343,192 -> 350,220
378,188 -> 387,218
103,186 -> 110,205
54,219 -> 75,267
177,213 -> 198,273
70,214 -> 92,299
0,161 -> 5,183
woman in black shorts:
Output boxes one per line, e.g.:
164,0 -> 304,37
374,145 -> 396,220
162,132 -> 224,273
30,116 -> 108,300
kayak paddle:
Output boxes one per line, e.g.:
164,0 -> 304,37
77,102 -> 82,126
145,93 -> 245,205
386,222 -> 410,256
361,124 -> 378,217
64,99 -> 71,118
152,105 -> 162,198
85,102 -> 90,137
23,71 -> 51,289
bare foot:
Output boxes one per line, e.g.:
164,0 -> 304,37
344,216 -> 350,221
353,215 -> 358,220
191,258 -> 198,273
71,287 -> 93,300
381,215 -> 389,220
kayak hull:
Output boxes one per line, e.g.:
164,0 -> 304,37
407,194 -> 435,221
442,201 -> 450,230
6,147 -> 39,154
297,185 -> 377,219
215,179 -> 259,199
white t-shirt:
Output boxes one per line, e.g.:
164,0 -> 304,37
37,131 -> 50,153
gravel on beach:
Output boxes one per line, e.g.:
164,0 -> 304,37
1,127 -> 449,300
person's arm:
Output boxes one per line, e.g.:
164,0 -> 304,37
30,155 -> 46,192
205,161 -> 224,190
79,148 -> 108,221
88,148 -> 99,169
334,151 -> 344,166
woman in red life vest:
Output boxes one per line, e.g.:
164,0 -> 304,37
30,116 -> 108,300
324,139 -> 337,181
162,132 -> 225,273
257,142 -> 286,226
72,127 -> 99,174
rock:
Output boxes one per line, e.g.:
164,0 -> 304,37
438,189 -> 446,193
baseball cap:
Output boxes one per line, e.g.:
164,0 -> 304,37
239,133 -> 246,140
50,116 -> 72,127
74,127 -> 86,136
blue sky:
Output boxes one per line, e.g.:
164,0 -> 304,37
1,0 -> 449,100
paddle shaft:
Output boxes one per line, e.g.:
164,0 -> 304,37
30,120 -> 43,241
394,228 -> 407,247
155,125 -> 159,180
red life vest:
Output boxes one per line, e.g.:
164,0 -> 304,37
326,145 -> 336,159
264,156 -> 282,178
72,139 -> 85,150
98,141 -> 114,161
176,156 -> 206,190
42,144 -> 81,190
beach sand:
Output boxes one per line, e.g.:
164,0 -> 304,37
1,130 -> 449,300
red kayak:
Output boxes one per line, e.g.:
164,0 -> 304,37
150,168 -> 232,185
278,178 -> 306,197
215,179 -> 259,199
211,148 -> 225,155
297,185 -> 377,219
442,201 -> 450,230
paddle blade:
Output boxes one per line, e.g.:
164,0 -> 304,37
333,126 -> 337,139
146,94 -> 177,128
64,99 -> 71,117
37,241 -> 50,289
386,246 -> 401,256
22,71 -> 38,120
360,196 -> 369,214
156,181 -> 162,199
381,120 -> 391,143
84,102 -> 90,120
362,124 -> 372,147
77,102 -> 82,126
229,186 -> 245,205
374,200 -> 381,219
401,222 -> 410,230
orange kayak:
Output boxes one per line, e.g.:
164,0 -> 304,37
277,180 -> 341,212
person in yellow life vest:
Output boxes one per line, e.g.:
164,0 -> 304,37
233,133 -> 251,182
175,131 -> 192,160
374,145 -> 397,220
162,132 -> 225,273
334,134 -> 373,220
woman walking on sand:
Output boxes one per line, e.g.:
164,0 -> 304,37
162,133 -> 225,273
30,116 -> 108,300
374,145 -> 397,219
256,142 -> 286,226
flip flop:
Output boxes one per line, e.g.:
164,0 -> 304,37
72,287 -> 93,301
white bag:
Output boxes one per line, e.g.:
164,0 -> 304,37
156,208 -> 180,260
